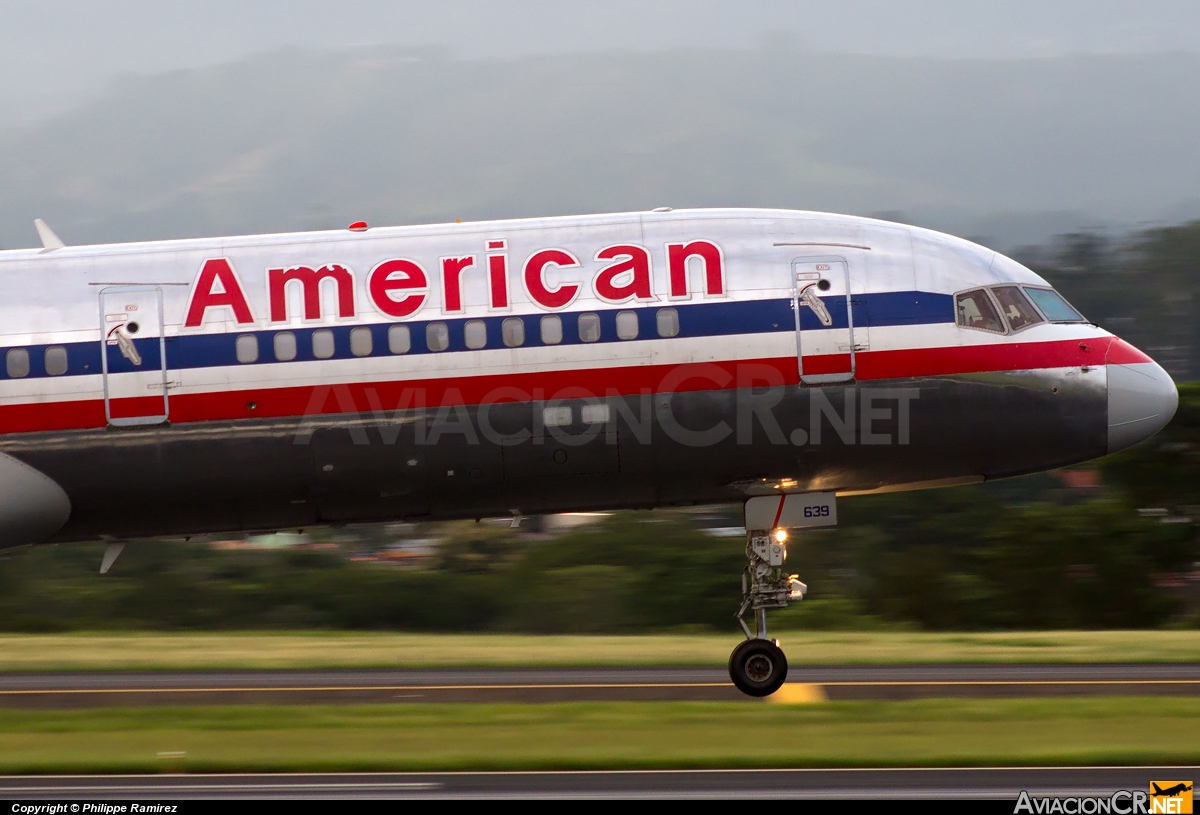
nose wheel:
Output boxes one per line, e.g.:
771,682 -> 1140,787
729,637 -> 788,697
731,529 -> 807,698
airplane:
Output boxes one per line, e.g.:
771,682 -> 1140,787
0,207 -> 1177,696
1152,784 -> 1193,797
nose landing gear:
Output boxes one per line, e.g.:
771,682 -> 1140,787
730,529 -> 807,697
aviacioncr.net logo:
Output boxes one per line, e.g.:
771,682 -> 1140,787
1015,790 -> 1149,814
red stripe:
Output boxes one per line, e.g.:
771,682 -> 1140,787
856,336 -> 1112,379
0,337 -> 1114,435
0,400 -> 107,434
1105,337 -> 1153,365
771,496 -> 786,529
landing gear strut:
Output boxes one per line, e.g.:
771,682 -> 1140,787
730,529 -> 807,697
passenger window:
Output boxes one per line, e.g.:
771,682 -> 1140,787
312,329 -> 335,359
464,320 -> 487,350
5,348 -> 29,378
578,312 -> 601,343
616,310 -> 638,340
656,307 -> 679,338
388,325 -> 411,354
426,322 -> 449,352
1024,287 -> 1086,323
235,334 -> 259,363
44,346 -> 68,376
581,404 -> 610,424
991,286 -> 1044,331
350,327 -> 373,357
542,406 -> 571,427
502,317 -> 525,348
955,290 -> 1005,333
273,332 -> 297,362
540,315 -> 562,345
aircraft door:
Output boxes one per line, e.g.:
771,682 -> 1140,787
792,257 -> 857,384
99,286 -> 170,426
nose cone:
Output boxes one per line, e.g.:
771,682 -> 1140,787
1107,343 -> 1178,453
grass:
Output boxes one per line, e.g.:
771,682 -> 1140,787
0,697 -> 1196,772
0,630 -> 1195,672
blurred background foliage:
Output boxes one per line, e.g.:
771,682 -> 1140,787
1,380 -> 1195,634
1022,220 -> 1200,381
4,208 -> 1199,634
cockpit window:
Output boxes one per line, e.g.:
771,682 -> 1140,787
1023,287 -> 1086,323
991,286 -> 1044,331
955,289 -> 1005,333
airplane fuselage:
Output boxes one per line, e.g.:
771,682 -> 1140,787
0,208 -> 1177,545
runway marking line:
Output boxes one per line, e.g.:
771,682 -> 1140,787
5,767 -> 1200,797
0,682 -> 733,695
0,679 -> 1198,695
768,683 -> 828,704
819,680 -> 1200,687
1,766 -> 1199,787
9,768 -> 1200,782
0,782 -> 443,792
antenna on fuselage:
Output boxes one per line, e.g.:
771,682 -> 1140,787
34,219 -> 65,253
100,542 -> 125,574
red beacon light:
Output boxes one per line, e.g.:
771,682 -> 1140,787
347,221 -> 369,232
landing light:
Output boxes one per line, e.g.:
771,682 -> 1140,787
774,529 -> 788,543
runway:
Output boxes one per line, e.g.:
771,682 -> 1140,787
0,664 -> 1197,706
0,767 -> 1193,799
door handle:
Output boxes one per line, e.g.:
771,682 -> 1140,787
107,325 -> 143,366
799,288 -> 833,327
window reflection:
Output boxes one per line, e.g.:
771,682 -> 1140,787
955,289 -> 1004,333
1024,287 -> 1086,323
991,286 -> 1044,331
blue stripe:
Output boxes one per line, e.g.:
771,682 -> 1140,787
0,292 -> 954,380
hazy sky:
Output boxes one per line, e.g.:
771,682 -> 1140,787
3,0 -> 1200,125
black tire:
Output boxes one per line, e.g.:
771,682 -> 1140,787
728,638 -> 788,697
